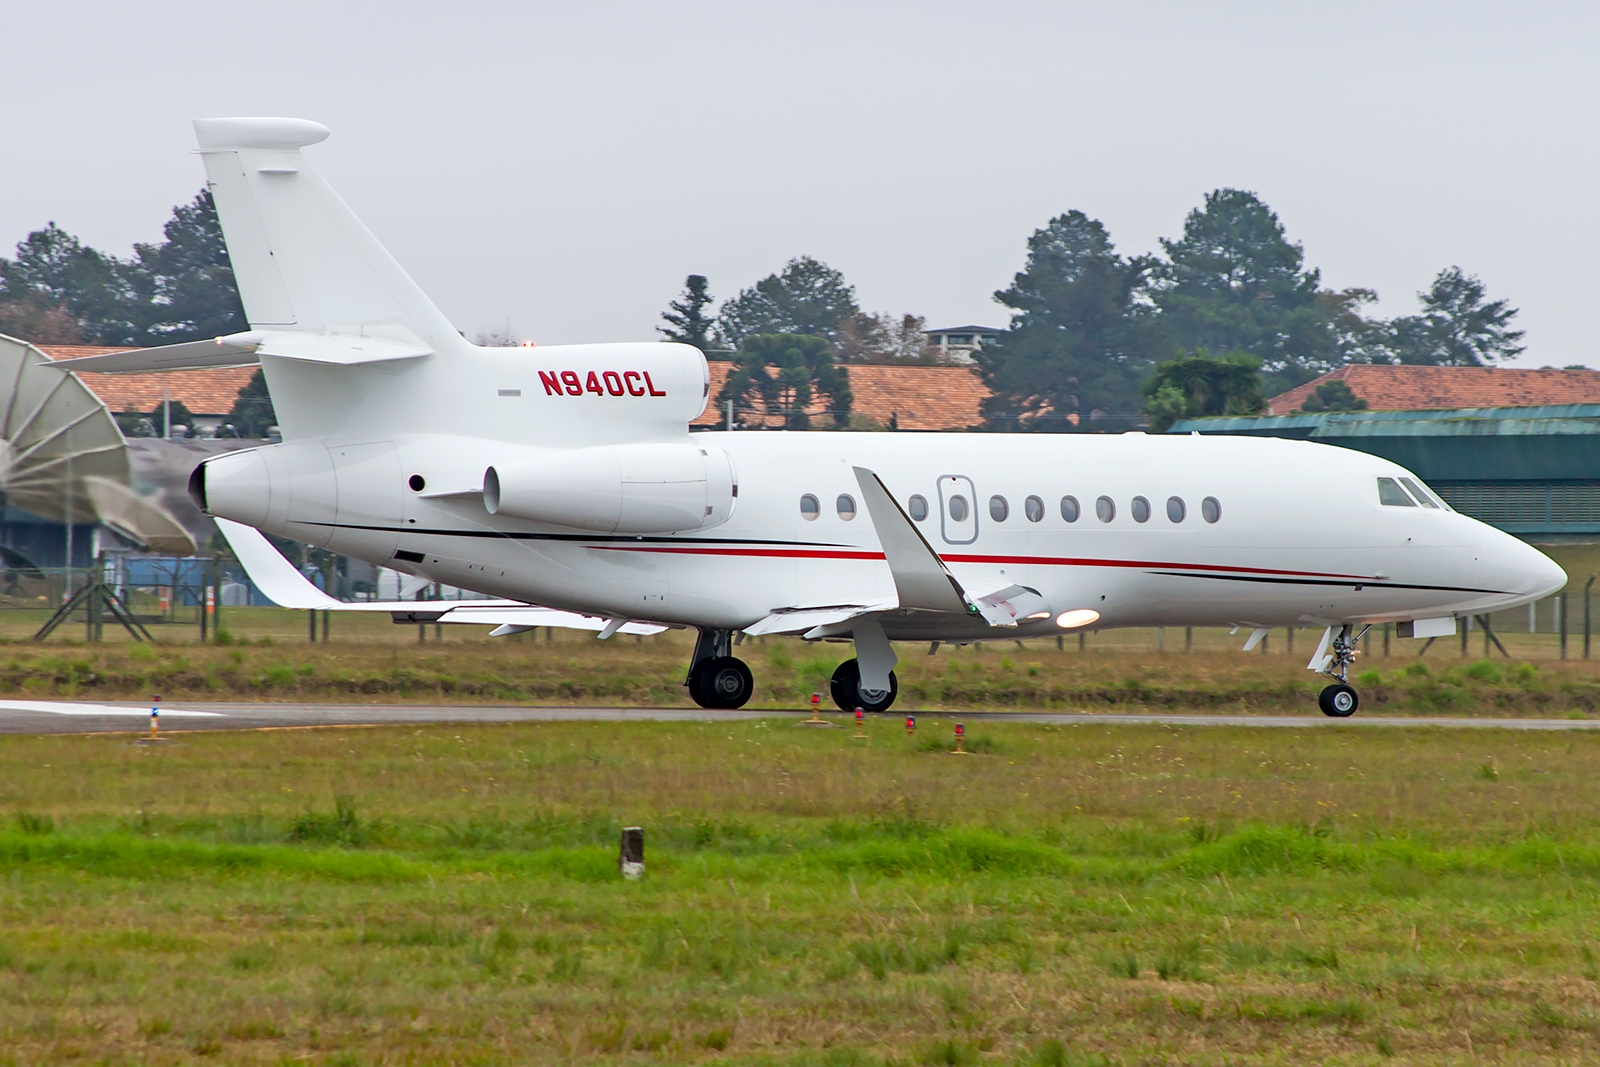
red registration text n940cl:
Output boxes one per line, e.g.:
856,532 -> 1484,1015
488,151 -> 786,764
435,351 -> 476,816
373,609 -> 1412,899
538,370 -> 667,398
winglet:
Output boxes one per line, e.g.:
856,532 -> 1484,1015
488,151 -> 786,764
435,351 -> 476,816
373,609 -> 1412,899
851,466 -> 971,615
215,518 -> 340,609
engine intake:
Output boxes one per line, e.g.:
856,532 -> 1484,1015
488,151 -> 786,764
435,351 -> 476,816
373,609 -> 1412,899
484,442 -> 735,534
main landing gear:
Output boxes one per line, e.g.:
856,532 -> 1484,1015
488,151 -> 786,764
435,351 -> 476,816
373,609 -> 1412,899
685,629 -> 753,709
1316,623 -> 1367,718
830,659 -> 899,713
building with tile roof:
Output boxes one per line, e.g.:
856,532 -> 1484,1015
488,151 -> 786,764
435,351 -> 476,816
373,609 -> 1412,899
1269,365 -> 1600,415
38,346 -> 257,433
693,361 -> 989,431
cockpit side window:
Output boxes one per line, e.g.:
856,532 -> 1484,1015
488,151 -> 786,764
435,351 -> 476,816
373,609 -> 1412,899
1377,477 -> 1416,507
1399,477 -> 1440,509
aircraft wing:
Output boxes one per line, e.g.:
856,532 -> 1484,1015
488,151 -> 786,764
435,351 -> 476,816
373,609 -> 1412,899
213,518 -> 665,635
741,469 -> 1054,638
743,602 -> 899,637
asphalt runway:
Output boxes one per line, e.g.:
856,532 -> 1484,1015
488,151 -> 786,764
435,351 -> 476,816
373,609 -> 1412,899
0,700 -> 1597,735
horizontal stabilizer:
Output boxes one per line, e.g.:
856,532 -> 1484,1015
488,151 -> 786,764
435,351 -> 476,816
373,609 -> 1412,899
51,336 -> 261,373
50,331 -> 431,375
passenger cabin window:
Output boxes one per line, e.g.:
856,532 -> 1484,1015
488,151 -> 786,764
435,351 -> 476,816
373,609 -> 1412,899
1377,478 -> 1416,507
1400,477 -> 1440,509
1096,496 -> 1115,523
1167,496 -> 1186,522
989,495 -> 1009,521
1202,496 -> 1221,523
948,495 -> 969,522
1025,495 -> 1044,522
908,494 -> 929,521
1131,496 -> 1150,523
1060,496 -> 1080,522
800,494 -> 820,520
837,494 -> 857,520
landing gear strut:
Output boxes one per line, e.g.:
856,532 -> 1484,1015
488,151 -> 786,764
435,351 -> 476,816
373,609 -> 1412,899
1316,623 -> 1367,717
685,628 -> 753,709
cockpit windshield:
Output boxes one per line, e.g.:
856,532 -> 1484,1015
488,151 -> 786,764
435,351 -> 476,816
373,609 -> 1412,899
1377,477 -> 1416,507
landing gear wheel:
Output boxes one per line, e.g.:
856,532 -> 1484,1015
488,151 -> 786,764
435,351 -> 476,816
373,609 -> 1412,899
689,656 -> 753,710
1319,683 -> 1358,718
829,659 -> 898,713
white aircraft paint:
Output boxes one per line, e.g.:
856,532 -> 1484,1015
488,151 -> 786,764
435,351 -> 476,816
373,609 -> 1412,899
55,118 -> 1568,717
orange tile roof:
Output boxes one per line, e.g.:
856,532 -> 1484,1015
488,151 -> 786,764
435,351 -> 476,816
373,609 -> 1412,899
693,361 -> 989,430
36,345 -> 256,417
1268,365 -> 1600,415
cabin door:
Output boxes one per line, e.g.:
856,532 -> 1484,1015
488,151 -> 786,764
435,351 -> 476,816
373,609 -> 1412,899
937,475 -> 978,545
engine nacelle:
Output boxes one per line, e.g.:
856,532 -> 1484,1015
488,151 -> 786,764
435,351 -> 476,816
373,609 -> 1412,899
484,442 -> 736,534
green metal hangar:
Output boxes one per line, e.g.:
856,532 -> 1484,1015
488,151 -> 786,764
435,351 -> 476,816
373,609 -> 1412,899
1171,366 -> 1600,542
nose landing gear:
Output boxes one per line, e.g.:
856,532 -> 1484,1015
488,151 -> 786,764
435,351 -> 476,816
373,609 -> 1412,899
1318,683 -> 1358,717
1316,623 -> 1368,717
685,628 -> 753,709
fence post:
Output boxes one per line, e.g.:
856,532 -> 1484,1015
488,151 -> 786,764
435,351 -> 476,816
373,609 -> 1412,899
1461,614 -> 1469,657
1185,627 -> 1192,653
212,560 -> 223,640
1585,574 -> 1595,660
1383,623 -> 1390,658
1561,591 -> 1569,660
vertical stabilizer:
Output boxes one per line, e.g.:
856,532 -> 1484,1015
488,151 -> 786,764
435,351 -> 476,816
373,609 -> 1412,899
192,117 -> 462,353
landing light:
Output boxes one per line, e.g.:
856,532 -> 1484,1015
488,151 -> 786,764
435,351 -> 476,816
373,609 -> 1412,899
1025,610 -> 1051,620
1055,609 -> 1101,629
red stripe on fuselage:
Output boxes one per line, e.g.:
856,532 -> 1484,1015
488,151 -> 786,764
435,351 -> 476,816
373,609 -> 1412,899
596,544 -> 1372,581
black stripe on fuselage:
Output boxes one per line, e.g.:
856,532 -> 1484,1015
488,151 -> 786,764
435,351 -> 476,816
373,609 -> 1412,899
1149,571 -> 1509,596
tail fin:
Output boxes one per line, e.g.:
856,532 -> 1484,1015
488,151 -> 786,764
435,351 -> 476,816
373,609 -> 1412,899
192,117 -> 462,353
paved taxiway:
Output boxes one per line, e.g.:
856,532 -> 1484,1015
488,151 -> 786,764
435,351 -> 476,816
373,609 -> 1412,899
0,700 -> 1596,735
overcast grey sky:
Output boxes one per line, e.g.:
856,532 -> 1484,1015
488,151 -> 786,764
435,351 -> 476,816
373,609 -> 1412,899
3,2 -> 1596,365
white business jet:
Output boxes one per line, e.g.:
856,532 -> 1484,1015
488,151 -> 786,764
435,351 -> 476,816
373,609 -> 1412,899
56,118 -> 1567,718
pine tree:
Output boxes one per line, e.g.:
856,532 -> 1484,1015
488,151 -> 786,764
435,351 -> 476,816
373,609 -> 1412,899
658,275 -> 717,352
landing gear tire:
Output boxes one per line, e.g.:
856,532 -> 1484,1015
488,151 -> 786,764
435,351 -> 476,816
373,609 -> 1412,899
689,656 -> 753,710
1319,683 -> 1359,718
829,658 -> 898,713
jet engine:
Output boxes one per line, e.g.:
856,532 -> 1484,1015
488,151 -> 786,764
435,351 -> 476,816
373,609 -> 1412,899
484,442 -> 736,534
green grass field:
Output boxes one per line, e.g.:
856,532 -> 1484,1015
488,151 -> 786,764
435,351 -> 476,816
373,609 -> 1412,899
2,628 -> 1600,718
4,718 -> 1600,1064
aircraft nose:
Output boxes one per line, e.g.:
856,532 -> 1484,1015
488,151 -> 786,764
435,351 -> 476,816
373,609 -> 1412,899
1492,533 -> 1567,600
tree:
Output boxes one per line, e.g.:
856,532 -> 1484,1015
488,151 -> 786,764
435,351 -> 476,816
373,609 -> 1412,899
715,257 -> 858,350
658,275 -> 718,352
716,333 -> 851,430
1300,378 -> 1368,413
148,398 -> 197,438
127,189 -> 248,343
1151,189 -> 1349,392
835,312 -> 941,364
978,210 -> 1158,430
226,369 -> 278,439
0,188 -> 247,347
473,327 -> 520,346
1141,349 -> 1265,432
0,222 -> 137,344
1389,266 -> 1524,366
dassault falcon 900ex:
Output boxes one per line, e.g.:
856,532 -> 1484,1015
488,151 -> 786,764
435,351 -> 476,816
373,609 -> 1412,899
56,118 -> 1567,718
